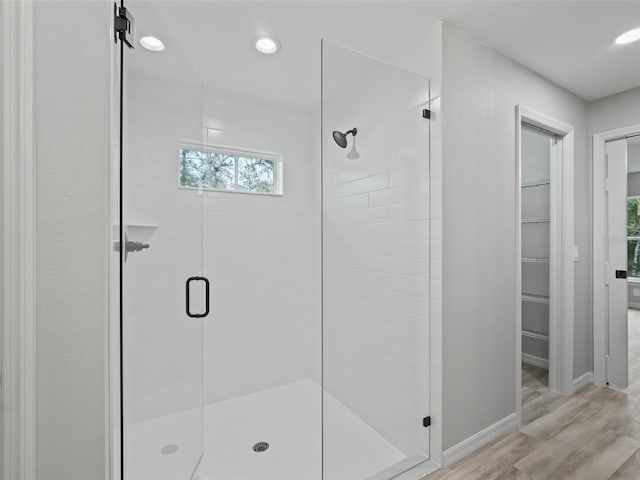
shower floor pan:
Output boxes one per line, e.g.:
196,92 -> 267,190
127,379 -> 429,480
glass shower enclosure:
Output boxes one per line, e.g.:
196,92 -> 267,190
322,41 -> 431,479
115,3 -> 431,479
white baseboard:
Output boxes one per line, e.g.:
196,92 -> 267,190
366,455 -> 432,480
390,459 -> 440,480
442,413 -> 518,467
522,353 -> 549,370
573,371 -> 594,394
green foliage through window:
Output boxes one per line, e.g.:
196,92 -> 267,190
179,148 -> 276,194
628,197 -> 640,278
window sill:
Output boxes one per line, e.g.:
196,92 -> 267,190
178,185 -> 284,197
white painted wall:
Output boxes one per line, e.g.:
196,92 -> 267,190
628,172 -> 640,197
322,42 -> 431,460
34,1 -> 110,478
440,23 -> 590,450
627,143 -> 640,176
124,72 -> 318,423
588,87 -> 640,135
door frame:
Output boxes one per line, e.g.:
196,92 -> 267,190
515,106 -> 575,422
0,1 -> 37,479
592,123 -> 640,386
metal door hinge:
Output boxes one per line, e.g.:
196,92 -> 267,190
115,4 -> 135,48
422,109 -> 431,119
423,416 -> 431,428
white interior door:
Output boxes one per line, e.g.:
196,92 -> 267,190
606,138 -> 629,388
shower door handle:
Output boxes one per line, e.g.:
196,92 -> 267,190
186,276 -> 210,318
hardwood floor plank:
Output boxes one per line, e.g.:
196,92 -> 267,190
514,414 -> 622,479
610,447 -> 640,479
565,435 -> 640,480
433,432 -> 540,480
493,467 -> 532,480
520,390 -> 568,426
519,396 -> 593,441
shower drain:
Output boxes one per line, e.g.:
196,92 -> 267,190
252,441 -> 270,453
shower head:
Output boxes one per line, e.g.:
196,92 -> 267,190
332,128 -> 357,149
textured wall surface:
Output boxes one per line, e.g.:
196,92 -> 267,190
35,1 -> 110,478
441,23 -> 590,450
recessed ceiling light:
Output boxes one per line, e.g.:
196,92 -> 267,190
615,27 -> 640,45
140,36 -> 165,52
255,37 -> 280,55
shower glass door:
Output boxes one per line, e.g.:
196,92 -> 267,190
322,40 -> 431,479
121,1 -> 205,478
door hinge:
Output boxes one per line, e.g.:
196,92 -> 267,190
115,4 -> 135,49
423,416 -> 431,428
422,109 -> 431,120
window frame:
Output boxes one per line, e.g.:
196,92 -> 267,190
178,142 -> 284,196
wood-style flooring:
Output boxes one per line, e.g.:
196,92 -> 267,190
423,309 -> 640,480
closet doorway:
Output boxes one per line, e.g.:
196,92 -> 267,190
515,106 -> 575,422
520,124 -> 553,391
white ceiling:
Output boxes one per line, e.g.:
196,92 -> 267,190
129,1 -> 640,113
447,1 -> 640,101
131,1 -> 447,112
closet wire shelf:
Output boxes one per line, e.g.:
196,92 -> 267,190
522,293 -> 549,304
522,329 -> 550,341
522,218 -> 550,224
521,179 -> 550,189
522,257 -> 549,263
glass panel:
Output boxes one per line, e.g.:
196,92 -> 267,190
629,240 -> 640,279
197,30 -> 320,480
236,157 -> 275,193
179,149 -> 235,190
628,197 -> 640,278
322,40 -> 431,479
122,1 -> 204,478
